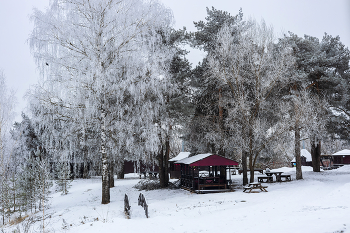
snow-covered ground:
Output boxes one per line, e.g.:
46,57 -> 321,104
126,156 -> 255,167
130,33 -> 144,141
4,166 -> 350,233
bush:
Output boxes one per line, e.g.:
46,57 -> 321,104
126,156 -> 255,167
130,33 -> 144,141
133,179 -> 162,191
133,179 -> 181,191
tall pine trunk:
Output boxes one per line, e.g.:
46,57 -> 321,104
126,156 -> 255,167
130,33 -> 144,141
311,140 -> 321,172
242,123 -> 249,186
83,160 -> 89,179
248,125 -> 255,183
164,132 -> 170,187
295,121 -> 303,179
242,150 -> 248,186
109,161 -> 114,188
117,159 -> 125,179
158,145 -> 165,187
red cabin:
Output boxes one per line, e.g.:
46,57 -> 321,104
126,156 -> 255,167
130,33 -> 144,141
332,149 -> 350,165
169,152 -> 190,179
175,153 -> 239,193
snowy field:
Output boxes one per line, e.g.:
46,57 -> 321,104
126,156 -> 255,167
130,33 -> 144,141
4,166 -> 350,233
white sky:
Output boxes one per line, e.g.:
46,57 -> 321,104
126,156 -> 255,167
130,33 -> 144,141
0,0 -> 349,122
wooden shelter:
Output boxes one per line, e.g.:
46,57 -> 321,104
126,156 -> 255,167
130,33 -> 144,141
332,149 -> 350,165
169,152 -> 190,179
291,149 -> 312,167
124,160 -> 159,177
175,153 -> 239,193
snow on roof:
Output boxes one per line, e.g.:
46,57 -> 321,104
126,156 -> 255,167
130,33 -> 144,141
301,149 -> 312,161
175,153 -> 212,165
169,152 -> 191,162
332,149 -> 350,156
291,149 -> 312,162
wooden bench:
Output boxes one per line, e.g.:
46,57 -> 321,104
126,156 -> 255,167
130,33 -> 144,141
280,174 -> 291,181
258,176 -> 273,183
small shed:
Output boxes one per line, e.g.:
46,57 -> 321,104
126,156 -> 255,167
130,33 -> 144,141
175,153 -> 239,193
291,149 -> 312,167
169,152 -> 190,179
332,149 -> 350,165
124,160 -> 159,177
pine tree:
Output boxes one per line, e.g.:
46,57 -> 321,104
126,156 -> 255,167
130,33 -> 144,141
18,156 -> 38,213
55,159 -> 72,195
207,19 -> 295,184
0,71 -> 16,225
282,32 -> 350,171
0,175 -> 11,225
187,7 -> 244,157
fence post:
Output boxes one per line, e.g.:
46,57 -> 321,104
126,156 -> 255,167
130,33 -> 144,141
124,194 -> 130,218
138,193 -> 149,218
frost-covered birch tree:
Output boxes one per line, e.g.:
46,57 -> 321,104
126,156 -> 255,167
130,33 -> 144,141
0,71 -> 16,225
29,0 -> 174,204
208,20 -> 295,184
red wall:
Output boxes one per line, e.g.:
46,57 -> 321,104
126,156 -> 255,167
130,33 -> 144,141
333,156 -> 350,164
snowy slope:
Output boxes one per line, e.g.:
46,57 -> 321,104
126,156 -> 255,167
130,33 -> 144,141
4,166 -> 350,233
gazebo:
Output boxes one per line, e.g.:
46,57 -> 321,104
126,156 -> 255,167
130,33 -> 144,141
175,153 -> 239,193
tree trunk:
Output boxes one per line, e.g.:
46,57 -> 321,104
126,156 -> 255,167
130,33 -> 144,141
101,107 -> 110,204
242,150 -> 248,186
83,161 -> 89,179
82,119 -> 89,179
249,157 -> 254,183
82,141 -> 89,179
295,121 -> 303,179
311,140 -> 321,172
248,126 -> 255,183
109,161 -> 114,188
219,88 -> 224,129
158,145 -> 165,187
164,133 -> 170,187
117,159 -> 125,179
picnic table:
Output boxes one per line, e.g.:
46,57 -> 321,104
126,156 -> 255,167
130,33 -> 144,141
265,172 -> 283,182
243,182 -> 268,193
263,172 -> 292,182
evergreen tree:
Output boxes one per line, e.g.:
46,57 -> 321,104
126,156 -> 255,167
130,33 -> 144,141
55,159 -> 72,195
207,19 -> 295,184
187,7 -> 244,157
0,173 -> 11,225
18,156 -> 38,213
0,71 -> 16,225
282,32 -> 350,172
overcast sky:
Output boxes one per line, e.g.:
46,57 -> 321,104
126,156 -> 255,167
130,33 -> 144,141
0,0 -> 349,122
